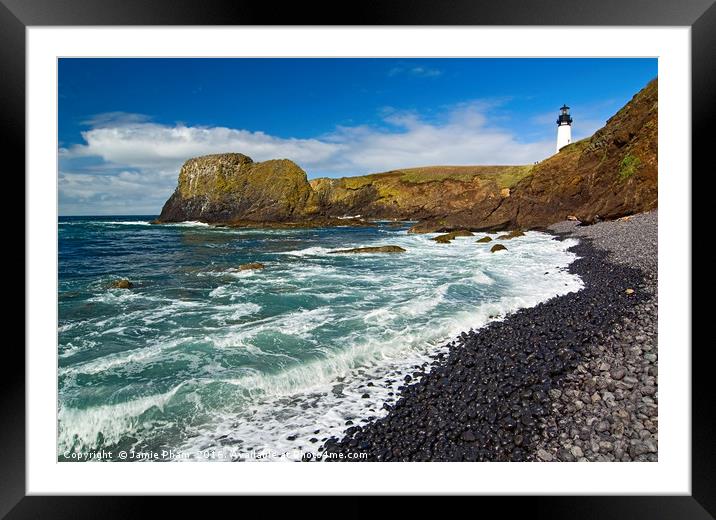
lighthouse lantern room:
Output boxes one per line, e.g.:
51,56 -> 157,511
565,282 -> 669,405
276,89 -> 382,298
556,104 -> 573,153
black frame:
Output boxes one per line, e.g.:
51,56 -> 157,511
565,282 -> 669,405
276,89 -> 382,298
5,0 -> 711,516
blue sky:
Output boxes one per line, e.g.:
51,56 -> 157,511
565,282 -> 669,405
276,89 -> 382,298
59,58 -> 657,215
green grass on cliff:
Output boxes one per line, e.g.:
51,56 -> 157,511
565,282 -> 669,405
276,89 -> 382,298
399,165 -> 533,187
619,154 -> 641,181
560,137 -> 590,154
337,165 -> 533,190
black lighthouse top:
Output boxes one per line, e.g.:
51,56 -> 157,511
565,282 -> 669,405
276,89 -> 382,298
557,104 -> 573,126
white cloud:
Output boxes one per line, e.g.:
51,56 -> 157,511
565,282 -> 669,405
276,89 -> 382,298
63,123 -> 342,171
59,169 -> 177,216
388,65 -> 443,78
60,102 -> 556,215
80,111 -> 152,127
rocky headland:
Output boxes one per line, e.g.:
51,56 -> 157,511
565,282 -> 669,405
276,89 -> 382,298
157,79 -> 657,233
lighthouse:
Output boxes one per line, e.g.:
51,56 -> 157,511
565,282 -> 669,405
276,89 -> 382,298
556,104 -> 573,152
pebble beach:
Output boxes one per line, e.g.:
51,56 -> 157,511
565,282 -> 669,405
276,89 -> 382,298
323,211 -> 658,461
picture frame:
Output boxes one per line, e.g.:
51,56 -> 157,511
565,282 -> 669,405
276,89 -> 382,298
6,0 -> 711,514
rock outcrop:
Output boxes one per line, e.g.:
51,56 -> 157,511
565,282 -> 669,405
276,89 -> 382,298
238,262 -> 265,270
430,230 -> 474,244
329,246 -> 406,254
309,165 -> 532,221
157,153 -> 318,223
157,79 -> 657,231
497,230 -> 525,240
110,279 -> 133,289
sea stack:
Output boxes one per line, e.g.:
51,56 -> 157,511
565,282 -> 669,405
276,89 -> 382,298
156,153 -> 318,224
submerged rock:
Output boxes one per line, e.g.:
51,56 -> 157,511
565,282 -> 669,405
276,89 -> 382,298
110,279 -> 133,289
476,236 -> 493,243
431,230 -> 474,244
490,244 -> 508,253
497,230 -> 525,240
239,262 -> 265,270
432,234 -> 453,244
329,246 -> 406,254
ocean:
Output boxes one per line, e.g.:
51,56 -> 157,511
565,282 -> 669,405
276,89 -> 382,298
58,216 -> 583,461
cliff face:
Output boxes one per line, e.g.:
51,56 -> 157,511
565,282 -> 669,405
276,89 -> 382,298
310,165 -> 532,220
521,78 -> 658,226
157,79 -> 657,230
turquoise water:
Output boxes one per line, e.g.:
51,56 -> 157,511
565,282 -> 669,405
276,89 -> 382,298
58,216 -> 582,461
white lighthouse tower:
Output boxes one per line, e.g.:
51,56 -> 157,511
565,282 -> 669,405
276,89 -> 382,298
556,104 -> 573,152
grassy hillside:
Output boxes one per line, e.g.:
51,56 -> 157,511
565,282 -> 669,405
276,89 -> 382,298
316,165 -> 533,190
308,165 -> 531,220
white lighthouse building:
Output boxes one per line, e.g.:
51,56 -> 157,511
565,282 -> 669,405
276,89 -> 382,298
556,104 -> 573,152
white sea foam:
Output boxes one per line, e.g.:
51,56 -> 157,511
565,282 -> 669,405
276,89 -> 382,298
471,269 -> 495,285
198,268 -> 261,279
59,220 -> 150,226
397,283 -> 450,317
214,302 -> 262,322
277,246 -> 335,257
59,336 -> 190,376
209,286 -> 231,298
58,384 -> 185,454
209,307 -> 334,350
62,219 -> 224,229
58,320 -> 89,333
97,220 -> 152,226
170,221 -> 212,228
87,290 -> 147,304
94,220 -> 217,228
